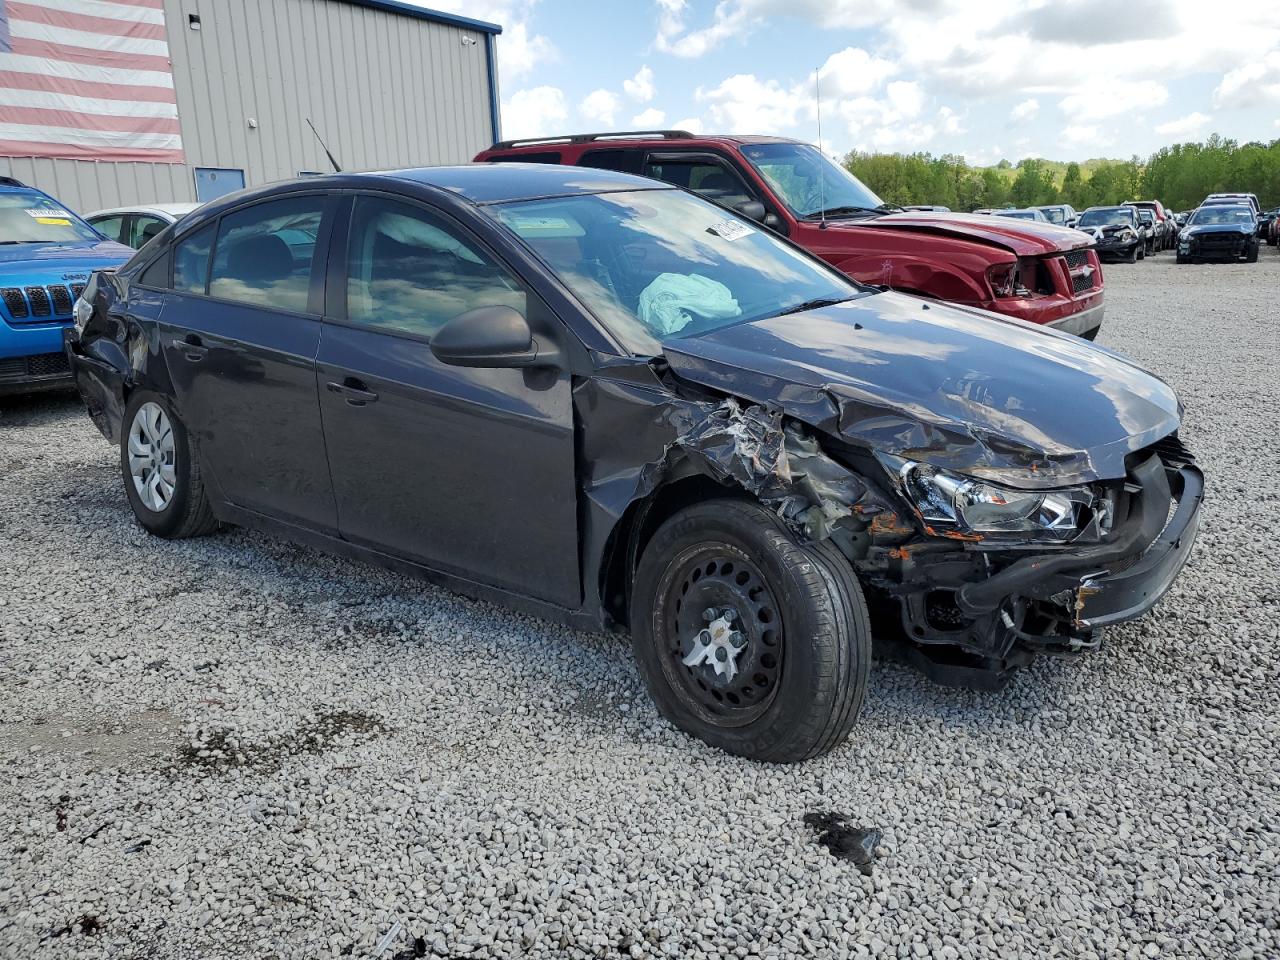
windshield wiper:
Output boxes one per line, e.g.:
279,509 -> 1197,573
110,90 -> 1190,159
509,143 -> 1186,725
875,202 -> 905,212
802,205 -> 882,220
771,296 -> 856,318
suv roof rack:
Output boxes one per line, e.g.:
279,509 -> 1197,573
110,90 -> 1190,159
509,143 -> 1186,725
489,130 -> 696,150
0,175 -> 26,188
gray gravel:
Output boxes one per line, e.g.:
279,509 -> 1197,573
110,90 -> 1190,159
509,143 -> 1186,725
2,249 -> 1278,959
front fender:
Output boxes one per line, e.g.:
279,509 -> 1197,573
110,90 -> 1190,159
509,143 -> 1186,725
830,254 -> 990,302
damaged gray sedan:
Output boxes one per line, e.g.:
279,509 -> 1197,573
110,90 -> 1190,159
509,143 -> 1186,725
65,164 -> 1203,762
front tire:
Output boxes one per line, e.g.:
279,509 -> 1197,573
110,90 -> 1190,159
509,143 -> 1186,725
1246,242 -> 1259,263
121,390 -> 218,539
632,499 -> 871,762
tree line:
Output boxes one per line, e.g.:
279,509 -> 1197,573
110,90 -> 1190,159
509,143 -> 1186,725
844,135 -> 1280,213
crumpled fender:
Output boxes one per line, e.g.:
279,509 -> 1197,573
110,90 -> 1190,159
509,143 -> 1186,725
830,254 -> 988,301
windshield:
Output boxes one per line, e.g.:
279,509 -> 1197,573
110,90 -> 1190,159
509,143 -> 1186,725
0,190 -> 101,244
1040,207 -> 1066,224
1189,205 -> 1254,226
1137,211 -> 1154,224
1078,208 -> 1133,228
738,142 -> 884,218
489,188 -> 861,355
999,210 -> 1039,220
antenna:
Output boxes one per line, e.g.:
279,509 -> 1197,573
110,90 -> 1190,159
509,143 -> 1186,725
306,117 -> 342,173
815,68 -> 826,229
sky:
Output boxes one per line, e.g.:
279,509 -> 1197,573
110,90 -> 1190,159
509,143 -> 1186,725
421,0 -> 1280,164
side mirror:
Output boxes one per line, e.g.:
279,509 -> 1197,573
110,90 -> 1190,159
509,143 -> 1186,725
430,305 -> 556,369
734,200 -> 767,222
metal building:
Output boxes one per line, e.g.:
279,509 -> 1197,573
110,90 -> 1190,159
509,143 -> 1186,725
0,0 -> 502,214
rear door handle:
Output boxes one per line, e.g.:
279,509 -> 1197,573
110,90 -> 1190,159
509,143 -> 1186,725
326,377 -> 379,406
171,335 -> 207,362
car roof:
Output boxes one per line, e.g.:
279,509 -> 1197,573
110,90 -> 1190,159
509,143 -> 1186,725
485,131 -> 800,152
87,202 -> 201,219
376,162 -> 670,204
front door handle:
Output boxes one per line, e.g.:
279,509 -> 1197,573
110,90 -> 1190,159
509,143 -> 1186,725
326,377 -> 379,406
171,335 -> 207,362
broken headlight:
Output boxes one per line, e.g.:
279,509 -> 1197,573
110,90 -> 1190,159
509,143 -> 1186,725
880,455 -> 1106,543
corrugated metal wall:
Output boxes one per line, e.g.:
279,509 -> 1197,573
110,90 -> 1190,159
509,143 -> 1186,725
0,0 -> 496,214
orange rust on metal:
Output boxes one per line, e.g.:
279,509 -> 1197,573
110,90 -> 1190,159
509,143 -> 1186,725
888,546 -> 913,560
870,512 -> 914,537
923,524 -> 984,542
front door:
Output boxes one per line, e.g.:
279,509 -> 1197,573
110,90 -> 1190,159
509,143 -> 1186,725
316,194 -> 581,607
158,194 -> 337,530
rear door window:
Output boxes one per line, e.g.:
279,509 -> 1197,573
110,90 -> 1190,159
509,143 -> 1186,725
90,215 -> 127,244
173,223 -> 214,294
208,196 -> 325,313
579,149 -> 643,174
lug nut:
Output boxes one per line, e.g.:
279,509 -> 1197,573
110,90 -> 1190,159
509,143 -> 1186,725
703,607 -> 721,621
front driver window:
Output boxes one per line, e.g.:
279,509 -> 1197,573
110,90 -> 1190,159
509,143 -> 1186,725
344,196 -> 526,339
643,159 -> 754,209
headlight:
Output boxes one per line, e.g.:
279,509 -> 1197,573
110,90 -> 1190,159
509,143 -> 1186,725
879,455 -> 1109,543
73,295 -> 93,333
1119,228 -> 1135,240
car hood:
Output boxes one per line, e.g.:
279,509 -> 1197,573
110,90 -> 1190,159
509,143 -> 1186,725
661,292 -> 1180,489
1182,223 -> 1254,236
853,211 -> 1091,256
0,239 -> 133,284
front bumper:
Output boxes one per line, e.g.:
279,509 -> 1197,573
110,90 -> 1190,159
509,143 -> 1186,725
1047,301 -> 1104,337
1179,235 -> 1252,260
1094,238 -> 1140,259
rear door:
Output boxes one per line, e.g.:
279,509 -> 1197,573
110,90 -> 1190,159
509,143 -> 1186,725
315,192 -> 581,607
158,193 -> 338,530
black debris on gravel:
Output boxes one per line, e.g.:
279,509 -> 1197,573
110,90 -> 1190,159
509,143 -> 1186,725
176,709 -> 388,776
803,812 -> 882,875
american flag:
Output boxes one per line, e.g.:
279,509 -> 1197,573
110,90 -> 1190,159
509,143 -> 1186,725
0,0 -> 183,163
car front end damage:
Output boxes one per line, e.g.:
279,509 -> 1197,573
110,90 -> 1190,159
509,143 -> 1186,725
627,292 -> 1203,688
656,395 -> 1202,689
1178,226 -> 1255,262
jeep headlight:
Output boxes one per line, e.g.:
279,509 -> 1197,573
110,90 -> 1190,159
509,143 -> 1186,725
878,454 -> 1108,542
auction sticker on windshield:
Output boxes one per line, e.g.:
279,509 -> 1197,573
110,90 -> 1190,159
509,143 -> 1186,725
707,219 -> 753,241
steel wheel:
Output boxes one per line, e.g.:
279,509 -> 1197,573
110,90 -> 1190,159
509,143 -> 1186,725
661,545 -> 783,726
127,401 -> 176,512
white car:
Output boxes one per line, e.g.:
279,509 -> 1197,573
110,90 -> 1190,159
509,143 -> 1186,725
85,202 -> 202,249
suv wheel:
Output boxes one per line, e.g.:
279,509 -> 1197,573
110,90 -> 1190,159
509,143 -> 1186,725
121,391 -> 218,539
631,499 -> 871,762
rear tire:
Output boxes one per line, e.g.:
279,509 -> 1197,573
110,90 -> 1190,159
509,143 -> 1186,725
632,499 -> 871,763
121,390 -> 218,539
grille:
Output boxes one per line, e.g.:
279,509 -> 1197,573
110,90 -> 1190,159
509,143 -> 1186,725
1196,233 -> 1243,249
27,351 -> 70,377
24,285 -> 51,317
69,283 -> 86,300
1070,269 -> 1096,294
0,352 -> 70,381
49,284 -> 73,315
1063,249 -> 1089,270
2,287 -> 28,318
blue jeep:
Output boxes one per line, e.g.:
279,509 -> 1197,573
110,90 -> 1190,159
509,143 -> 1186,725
0,177 -> 133,395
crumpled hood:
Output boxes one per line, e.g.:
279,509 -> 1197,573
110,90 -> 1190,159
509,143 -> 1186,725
853,211 -> 1091,257
661,292 -> 1181,489
0,239 -> 133,284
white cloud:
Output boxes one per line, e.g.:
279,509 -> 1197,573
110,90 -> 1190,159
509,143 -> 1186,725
885,81 -> 924,119
1059,81 -> 1168,121
1061,124 -> 1101,145
672,116 -> 704,134
631,107 -> 666,127
501,86 -> 567,140
697,73 -> 806,132
1010,98 -> 1039,123
817,47 -> 898,98
579,88 -> 620,125
655,0 -> 753,57
624,65 -> 656,102
1154,112 -> 1213,136
938,106 -> 965,135
1213,52 -> 1280,107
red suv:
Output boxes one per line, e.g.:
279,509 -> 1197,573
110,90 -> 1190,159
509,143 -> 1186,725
475,132 -> 1105,339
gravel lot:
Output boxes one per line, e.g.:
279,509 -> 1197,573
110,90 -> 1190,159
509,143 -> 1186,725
2,249 -> 1278,960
